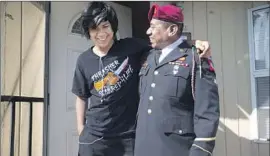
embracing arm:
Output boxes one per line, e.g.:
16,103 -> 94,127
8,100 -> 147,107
189,56 -> 220,156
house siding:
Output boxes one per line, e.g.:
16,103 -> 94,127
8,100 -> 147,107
182,2 -> 269,156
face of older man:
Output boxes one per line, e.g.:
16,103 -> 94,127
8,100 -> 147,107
146,19 -> 172,49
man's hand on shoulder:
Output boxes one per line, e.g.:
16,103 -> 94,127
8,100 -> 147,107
192,40 -> 212,58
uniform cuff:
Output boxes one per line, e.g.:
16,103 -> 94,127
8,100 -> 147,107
189,138 -> 216,156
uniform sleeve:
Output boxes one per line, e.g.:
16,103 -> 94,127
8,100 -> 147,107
189,57 -> 220,156
71,56 -> 91,100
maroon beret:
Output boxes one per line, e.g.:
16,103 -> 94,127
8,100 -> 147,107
148,4 -> 184,24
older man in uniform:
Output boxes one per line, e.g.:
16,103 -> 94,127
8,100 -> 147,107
135,4 -> 220,156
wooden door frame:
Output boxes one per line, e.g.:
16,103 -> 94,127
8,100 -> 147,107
43,2 -> 50,156
0,2 -> 6,153
113,1 -> 150,40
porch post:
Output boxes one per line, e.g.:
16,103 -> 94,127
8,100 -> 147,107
43,2 -> 50,156
0,1 -> 7,121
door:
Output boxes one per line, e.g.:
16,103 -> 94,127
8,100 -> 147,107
48,2 -> 132,156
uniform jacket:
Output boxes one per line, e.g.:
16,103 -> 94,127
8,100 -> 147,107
135,40 -> 220,156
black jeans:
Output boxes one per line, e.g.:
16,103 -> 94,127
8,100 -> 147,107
78,128 -> 135,156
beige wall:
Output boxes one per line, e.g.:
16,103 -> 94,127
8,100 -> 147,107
1,2 -> 45,156
151,1 -> 269,156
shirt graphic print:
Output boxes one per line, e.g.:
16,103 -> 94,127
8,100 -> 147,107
91,57 -> 133,97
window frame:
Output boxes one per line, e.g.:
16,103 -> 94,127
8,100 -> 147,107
247,4 -> 270,142
68,13 -> 84,37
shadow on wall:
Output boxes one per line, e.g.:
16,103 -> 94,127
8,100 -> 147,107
214,120 -> 270,156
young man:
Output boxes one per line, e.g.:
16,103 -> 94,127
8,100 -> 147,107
135,4 -> 220,156
72,2 -> 213,156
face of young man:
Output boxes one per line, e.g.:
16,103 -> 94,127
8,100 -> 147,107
89,21 -> 114,50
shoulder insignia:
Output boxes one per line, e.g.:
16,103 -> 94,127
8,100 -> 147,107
179,48 -> 185,53
142,61 -> 148,68
140,56 -> 148,68
207,59 -> 215,72
178,56 -> 186,61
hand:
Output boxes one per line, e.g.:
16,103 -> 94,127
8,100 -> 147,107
77,124 -> 84,135
195,40 -> 211,58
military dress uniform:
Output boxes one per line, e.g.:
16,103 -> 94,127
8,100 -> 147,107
134,40 -> 220,156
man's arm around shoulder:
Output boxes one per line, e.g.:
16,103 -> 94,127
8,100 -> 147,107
189,54 -> 220,156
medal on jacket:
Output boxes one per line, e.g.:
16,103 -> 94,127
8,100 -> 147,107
169,56 -> 189,67
173,65 -> 179,74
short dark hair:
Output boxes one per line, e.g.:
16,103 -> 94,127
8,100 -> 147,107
177,23 -> 184,36
80,2 -> 118,39
161,21 -> 183,37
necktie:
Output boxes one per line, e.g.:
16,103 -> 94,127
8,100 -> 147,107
155,50 -> 162,65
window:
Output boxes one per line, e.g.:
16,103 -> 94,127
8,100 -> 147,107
248,4 -> 270,141
71,16 -> 83,35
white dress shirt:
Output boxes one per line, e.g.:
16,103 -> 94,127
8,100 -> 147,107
159,36 -> 185,63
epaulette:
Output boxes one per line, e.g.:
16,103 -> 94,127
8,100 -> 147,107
140,49 -> 154,67
178,40 -> 193,49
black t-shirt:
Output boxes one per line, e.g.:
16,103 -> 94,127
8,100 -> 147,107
72,38 -> 151,137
